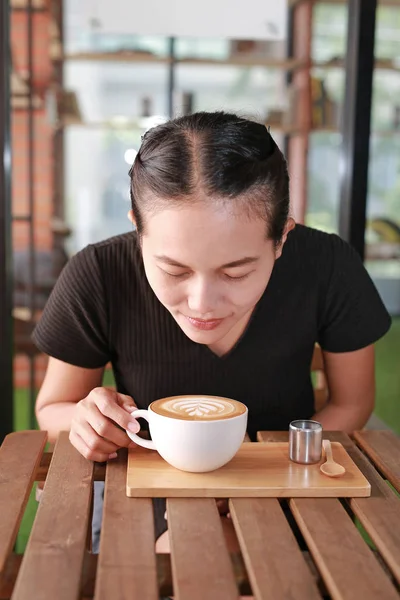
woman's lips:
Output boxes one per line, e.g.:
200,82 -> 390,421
184,316 -> 225,331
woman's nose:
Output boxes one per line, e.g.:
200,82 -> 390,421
187,277 -> 219,316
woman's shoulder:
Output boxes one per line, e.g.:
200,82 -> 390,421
72,231 -> 140,269
87,230 -> 138,256
286,224 -> 357,266
60,231 -> 143,296
289,224 -> 348,250
277,224 -> 365,292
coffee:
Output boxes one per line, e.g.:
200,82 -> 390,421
150,395 -> 247,421
127,395 -> 248,472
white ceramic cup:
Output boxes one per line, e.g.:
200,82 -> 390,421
126,396 -> 248,473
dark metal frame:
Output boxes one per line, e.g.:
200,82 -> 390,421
1,0 -> 39,438
339,0 -> 377,260
283,6 -> 294,159
167,37 -> 176,119
0,0 -> 13,442
52,0 -> 65,225
26,0 -> 37,425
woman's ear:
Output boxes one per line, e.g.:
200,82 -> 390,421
127,209 -> 136,226
275,218 -> 296,259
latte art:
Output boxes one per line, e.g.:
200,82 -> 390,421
151,396 -> 247,421
172,399 -> 234,418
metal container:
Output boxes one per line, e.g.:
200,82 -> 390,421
289,420 -> 323,464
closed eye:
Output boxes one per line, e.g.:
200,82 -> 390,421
159,267 -> 254,281
163,270 -> 190,278
224,271 -> 253,281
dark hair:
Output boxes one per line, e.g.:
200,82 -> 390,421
129,111 -> 290,244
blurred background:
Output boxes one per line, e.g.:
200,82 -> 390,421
1,0 -> 399,443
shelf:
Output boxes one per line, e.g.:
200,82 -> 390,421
49,18 -> 62,61
289,0 -> 400,7
263,124 -> 400,137
62,52 -> 171,64
50,90 -> 81,125
56,121 -> 328,133
11,0 -> 48,9
63,51 -> 398,73
62,51 -> 305,71
287,126 -> 400,136
58,117 -> 158,130
373,59 -> 400,73
11,71 -> 42,110
365,242 -> 400,261
370,129 -> 400,137
177,57 -> 304,70
310,58 -> 400,73
269,125 -> 340,136
12,95 -> 42,110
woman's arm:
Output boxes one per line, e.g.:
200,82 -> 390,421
35,357 -> 105,442
312,345 -> 375,432
36,357 -> 139,462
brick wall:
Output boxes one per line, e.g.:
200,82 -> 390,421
12,10 -> 54,388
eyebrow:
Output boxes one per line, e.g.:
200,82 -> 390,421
155,255 -> 260,269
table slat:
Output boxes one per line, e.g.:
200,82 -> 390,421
0,431 -> 47,575
94,449 -> 158,600
290,497 -> 399,600
353,430 -> 400,494
258,430 -> 400,586
167,498 -> 239,600
36,453 -> 106,482
1,552 -> 250,599
229,498 -> 321,600
344,439 -> 400,586
11,432 -> 94,600
329,432 -> 400,586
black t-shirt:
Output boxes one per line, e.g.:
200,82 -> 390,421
33,225 -> 391,439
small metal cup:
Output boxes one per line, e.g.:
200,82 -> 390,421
289,420 -> 323,464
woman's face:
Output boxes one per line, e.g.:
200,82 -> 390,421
136,203 -> 292,348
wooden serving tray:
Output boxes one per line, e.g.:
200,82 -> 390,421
126,442 -> 371,498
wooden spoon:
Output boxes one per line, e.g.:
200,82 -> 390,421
320,439 -> 346,477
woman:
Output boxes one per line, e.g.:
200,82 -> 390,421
33,111 -> 391,550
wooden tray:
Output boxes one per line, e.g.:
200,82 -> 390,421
126,442 -> 371,498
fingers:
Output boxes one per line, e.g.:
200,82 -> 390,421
90,388 -> 140,432
85,411 -> 134,448
117,392 -> 138,413
70,387 -> 141,463
73,419 -> 119,455
69,429 -> 117,463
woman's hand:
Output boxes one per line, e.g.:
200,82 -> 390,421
69,387 -> 140,462
313,345 -> 375,432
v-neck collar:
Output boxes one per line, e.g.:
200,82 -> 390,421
201,302 -> 260,360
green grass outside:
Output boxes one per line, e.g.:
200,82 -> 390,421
374,317 -> 400,435
13,317 -> 400,551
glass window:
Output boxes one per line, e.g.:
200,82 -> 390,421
365,6 -> 400,318
174,64 -> 285,119
306,4 -> 347,233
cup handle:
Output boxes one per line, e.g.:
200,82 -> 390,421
126,409 -> 156,450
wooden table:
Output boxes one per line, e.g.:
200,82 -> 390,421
0,430 -> 400,600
